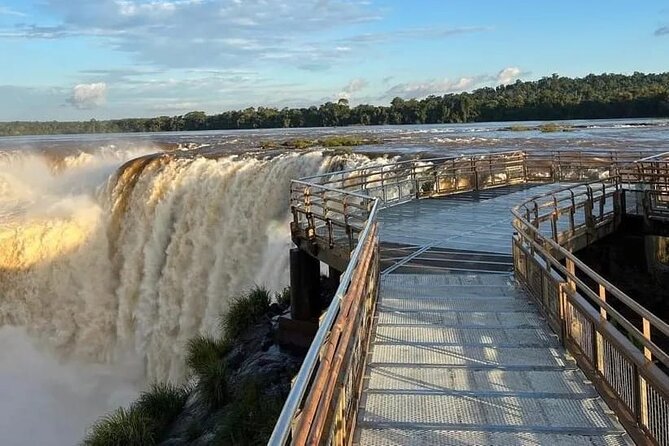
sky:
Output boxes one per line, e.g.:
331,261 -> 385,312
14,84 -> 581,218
0,0 -> 668,121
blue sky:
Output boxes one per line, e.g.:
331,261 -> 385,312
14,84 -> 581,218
0,0 -> 667,120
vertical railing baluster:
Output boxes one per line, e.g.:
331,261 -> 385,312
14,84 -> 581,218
596,285 -> 607,374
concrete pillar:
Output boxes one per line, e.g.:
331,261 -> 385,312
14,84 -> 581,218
290,248 -> 321,321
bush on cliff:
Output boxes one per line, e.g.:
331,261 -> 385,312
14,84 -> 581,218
213,378 -> 284,446
85,285 -> 296,446
84,383 -> 188,446
220,286 -> 271,340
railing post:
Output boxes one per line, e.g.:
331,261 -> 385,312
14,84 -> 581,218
569,190 -> 576,236
584,186 -> 595,235
551,195 -> 559,242
472,158 -> 479,191
596,285 -> 606,373
381,170 -> 387,205
562,257 -> 577,346
412,164 -> 419,199
522,151 -> 528,183
551,211 -> 558,242
638,317 -> 652,428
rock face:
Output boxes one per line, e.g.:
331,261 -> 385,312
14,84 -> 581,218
158,276 -> 337,445
159,306 -> 303,446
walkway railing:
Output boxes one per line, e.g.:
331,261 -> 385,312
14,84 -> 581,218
513,179 -> 669,446
270,148 -> 668,446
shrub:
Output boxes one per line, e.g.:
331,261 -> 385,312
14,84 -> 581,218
186,335 -> 231,377
509,124 -> 531,131
84,408 -> 156,446
281,138 -> 314,149
276,287 -> 291,308
84,384 -> 189,446
196,360 -> 230,410
259,141 -> 278,150
213,379 -> 284,445
220,286 -> 271,340
135,383 -> 188,427
538,122 -> 563,132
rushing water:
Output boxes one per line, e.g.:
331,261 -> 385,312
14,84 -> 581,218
0,118 -> 667,444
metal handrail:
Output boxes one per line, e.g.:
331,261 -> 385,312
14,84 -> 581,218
297,150 -> 525,182
269,198 -> 379,445
272,147 -> 668,445
512,179 -> 669,445
512,202 -> 669,351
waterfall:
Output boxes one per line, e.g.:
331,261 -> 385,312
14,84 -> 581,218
0,148 -> 380,383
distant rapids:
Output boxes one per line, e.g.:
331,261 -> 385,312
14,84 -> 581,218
0,147 -> 379,383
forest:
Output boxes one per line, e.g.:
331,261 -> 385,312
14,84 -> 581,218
1,72 -> 668,136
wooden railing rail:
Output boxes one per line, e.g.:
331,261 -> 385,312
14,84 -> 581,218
513,182 -> 669,446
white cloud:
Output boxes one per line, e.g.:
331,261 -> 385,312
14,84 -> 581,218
338,77 -> 368,99
68,83 -> 107,109
0,1 -> 488,72
381,66 -> 530,100
1,0 -> 379,69
497,67 -> 522,85
385,77 -> 479,99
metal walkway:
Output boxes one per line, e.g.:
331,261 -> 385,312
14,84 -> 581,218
354,186 -> 632,445
377,184 -> 568,275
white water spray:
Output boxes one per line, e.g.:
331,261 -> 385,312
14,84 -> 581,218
0,149 -> 383,382
0,147 -> 385,442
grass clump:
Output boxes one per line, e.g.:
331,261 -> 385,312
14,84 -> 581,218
280,135 -> 378,150
320,135 -> 375,147
134,383 -> 189,427
281,138 -> 314,149
509,124 -> 531,131
85,408 -> 155,446
186,335 -> 231,376
276,286 -> 291,308
259,141 -> 278,150
538,122 -> 564,132
213,379 -> 284,446
186,336 -> 233,410
195,361 -> 230,410
84,383 -> 188,446
220,286 -> 271,340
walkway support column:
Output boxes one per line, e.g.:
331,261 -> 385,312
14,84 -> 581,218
290,248 -> 321,321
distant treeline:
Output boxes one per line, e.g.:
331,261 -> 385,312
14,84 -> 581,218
2,72 -> 669,137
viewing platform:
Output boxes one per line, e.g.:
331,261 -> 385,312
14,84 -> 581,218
355,186 -> 630,445
271,150 -> 669,446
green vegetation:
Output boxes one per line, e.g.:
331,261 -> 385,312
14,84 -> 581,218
214,378 -> 284,445
185,335 -> 231,377
195,360 -> 231,410
220,286 -> 271,339
281,138 -> 314,150
508,124 -> 531,131
84,384 -> 188,446
86,285 -> 293,446
538,122 -> 566,132
320,135 -> 374,147
276,286 -> 291,308
263,135 -> 378,150
3,72 -> 668,136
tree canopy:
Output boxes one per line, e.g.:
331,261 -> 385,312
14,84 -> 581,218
2,72 -> 668,137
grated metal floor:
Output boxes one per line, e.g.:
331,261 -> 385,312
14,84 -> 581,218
353,186 -> 632,446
